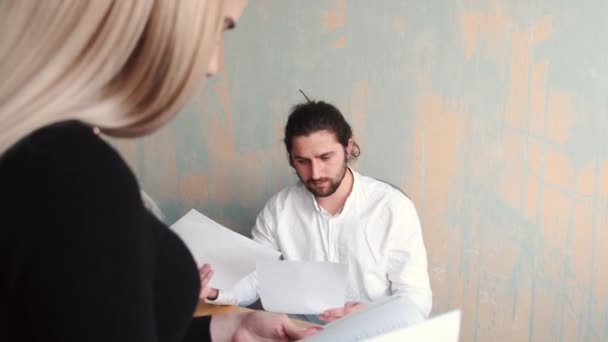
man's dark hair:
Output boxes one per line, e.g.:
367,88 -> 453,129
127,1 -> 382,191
283,100 -> 361,160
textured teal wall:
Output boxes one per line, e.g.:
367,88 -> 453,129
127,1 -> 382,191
117,1 -> 608,340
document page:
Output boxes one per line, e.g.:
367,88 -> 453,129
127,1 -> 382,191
367,310 -> 461,341
257,260 -> 347,314
302,296 -> 461,342
170,209 -> 281,290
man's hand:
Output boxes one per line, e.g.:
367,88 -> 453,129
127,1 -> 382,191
318,302 -> 367,323
211,311 -> 323,342
198,263 -> 219,300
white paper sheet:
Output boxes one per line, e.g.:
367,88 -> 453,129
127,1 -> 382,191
257,261 -> 347,314
170,209 -> 281,290
302,295 -> 461,342
367,310 -> 461,341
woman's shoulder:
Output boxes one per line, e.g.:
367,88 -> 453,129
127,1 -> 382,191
20,120 -> 120,164
1,120 -> 141,217
3,120 -> 116,166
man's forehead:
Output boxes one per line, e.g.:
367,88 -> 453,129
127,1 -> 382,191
291,141 -> 343,158
293,130 -> 338,144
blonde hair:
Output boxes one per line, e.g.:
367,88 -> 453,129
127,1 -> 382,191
0,0 -> 224,155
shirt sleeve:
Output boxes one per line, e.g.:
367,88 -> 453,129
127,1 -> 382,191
205,272 -> 260,307
385,194 -> 433,320
251,199 -> 280,250
19,186 -> 171,341
182,317 -> 213,342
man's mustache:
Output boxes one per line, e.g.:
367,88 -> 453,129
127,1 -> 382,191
307,178 -> 332,185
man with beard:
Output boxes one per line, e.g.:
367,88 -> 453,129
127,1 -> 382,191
201,100 -> 432,324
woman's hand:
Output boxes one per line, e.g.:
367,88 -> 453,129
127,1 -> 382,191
211,311 -> 323,341
318,302 -> 367,323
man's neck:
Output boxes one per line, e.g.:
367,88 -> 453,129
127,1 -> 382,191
316,168 -> 354,216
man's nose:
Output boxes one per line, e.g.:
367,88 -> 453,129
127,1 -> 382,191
311,160 -> 322,180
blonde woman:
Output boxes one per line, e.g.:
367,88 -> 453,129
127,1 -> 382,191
0,1 -> 320,341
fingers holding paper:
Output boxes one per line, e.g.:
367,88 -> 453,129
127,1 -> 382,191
198,263 -> 219,300
318,301 -> 367,323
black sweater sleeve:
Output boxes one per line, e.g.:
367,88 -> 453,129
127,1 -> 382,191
0,121 -> 211,342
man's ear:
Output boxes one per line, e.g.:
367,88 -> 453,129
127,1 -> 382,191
345,138 -> 354,157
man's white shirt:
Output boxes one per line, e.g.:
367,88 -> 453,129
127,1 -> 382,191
207,169 -> 432,319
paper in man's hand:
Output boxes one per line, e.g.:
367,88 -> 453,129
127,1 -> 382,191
257,260 -> 347,314
171,209 -> 280,290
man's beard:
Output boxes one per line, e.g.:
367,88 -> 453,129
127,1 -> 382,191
300,162 -> 348,198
